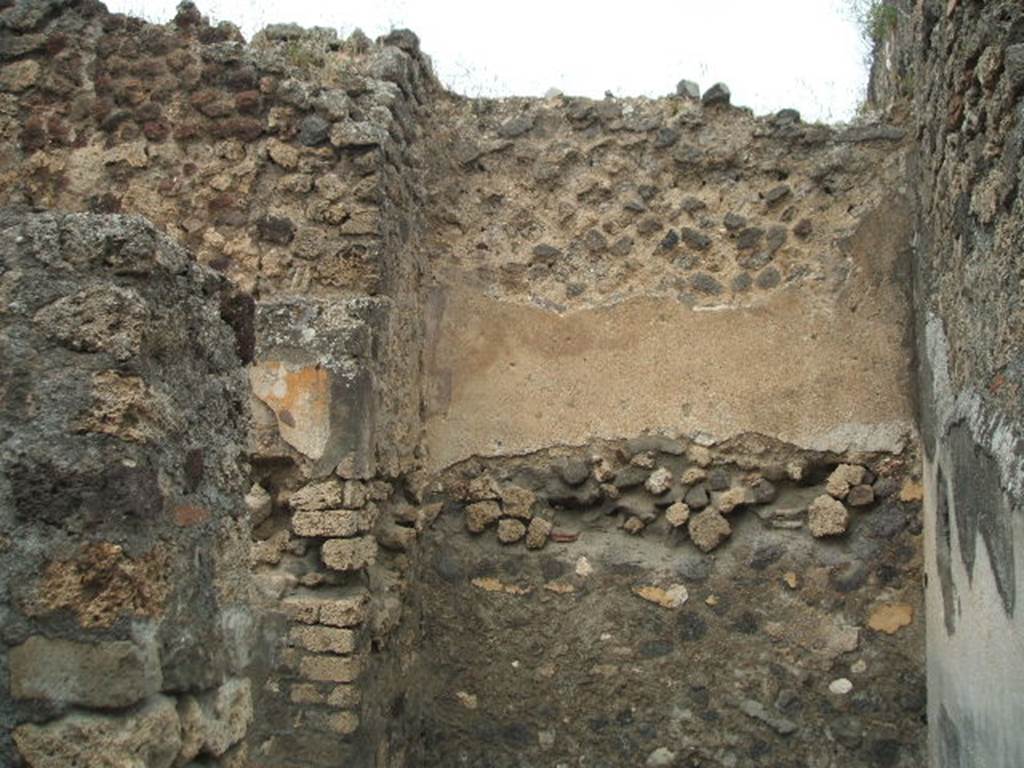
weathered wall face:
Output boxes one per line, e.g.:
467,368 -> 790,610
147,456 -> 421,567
407,439 -> 926,767
419,94 -> 916,469
870,2 -> 1024,765
0,209 -> 254,766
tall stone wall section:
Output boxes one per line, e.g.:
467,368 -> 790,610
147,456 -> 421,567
1,2 -> 438,764
870,1 -> 1024,766
0,210 -> 254,766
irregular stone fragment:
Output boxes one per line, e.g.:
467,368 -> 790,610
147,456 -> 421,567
826,464 -> 866,499
623,516 -> 646,534
647,746 -> 678,766
465,500 -> 502,533
847,484 -> 875,507
631,451 -> 657,469
497,518 -> 527,544
829,677 -> 854,695
676,79 -> 700,99
763,184 -> 792,206
321,537 -> 377,571
500,485 -> 536,520
633,584 -> 689,609
715,487 -> 751,514
245,483 -> 272,527
466,474 -> 502,501
681,467 -> 706,485
178,678 -> 253,761
750,477 -> 777,503
898,479 -> 924,502
665,502 -> 690,528
689,509 -> 731,552
702,82 -> 730,106
526,517 -> 553,550
498,113 -> 535,138
13,695 -> 182,768
684,484 -> 710,510
867,603 -> 914,634
559,459 -> 590,487
645,467 -> 673,495
376,522 -> 417,552
807,495 -> 849,537
688,445 -> 712,467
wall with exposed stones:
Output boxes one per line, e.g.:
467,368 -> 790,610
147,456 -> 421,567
0,210 -> 254,766
0,0 -> 956,766
870,2 -> 1024,766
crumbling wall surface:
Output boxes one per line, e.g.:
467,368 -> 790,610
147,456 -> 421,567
0,3 -> 441,763
419,91 -> 917,469
871,1 -> 1024,765
0,0 -> 437,477
0,209 -> 254,766
408,438 -> 926,768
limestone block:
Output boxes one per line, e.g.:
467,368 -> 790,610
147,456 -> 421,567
9,636 -> 161,709
299,654 -> 362,683
318,594 -> 370,627
321,537 -> 377,571
13,695 -> 181,768
290,625 -> 357,654
291,508 -> 362,537
290,479 -> 346,511
178,678 -> 253,761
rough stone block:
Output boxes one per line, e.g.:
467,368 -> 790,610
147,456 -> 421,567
290,625 -> 357,654
9,636 -> 162,709
178,678 -> 253,761
322,536 -> 378,571
13,695 -> 181,768
318,594 -> 370,627
291,508 -> 362,537
290,479 -> 346,511
299,654 -> 363,683
327,684 -> 362,709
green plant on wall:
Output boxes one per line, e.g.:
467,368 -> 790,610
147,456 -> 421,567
850,0 -> 901,47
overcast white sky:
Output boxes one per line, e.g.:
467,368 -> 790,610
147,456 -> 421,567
105,0 -> 871,123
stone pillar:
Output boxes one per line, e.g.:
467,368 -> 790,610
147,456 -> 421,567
0,210 -> 255,766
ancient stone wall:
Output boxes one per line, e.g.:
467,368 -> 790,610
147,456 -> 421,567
870,2 -> 1024,765
0,210 -> 254,766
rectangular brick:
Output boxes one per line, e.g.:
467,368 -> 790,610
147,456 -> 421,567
327,684 -> 361,709
318,594 -> 369,627
289,625 -> 357,655
290,480 -> 345,511
291,508 -> 361,538
321,536 -> 377,571
299,654 -> 362,683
